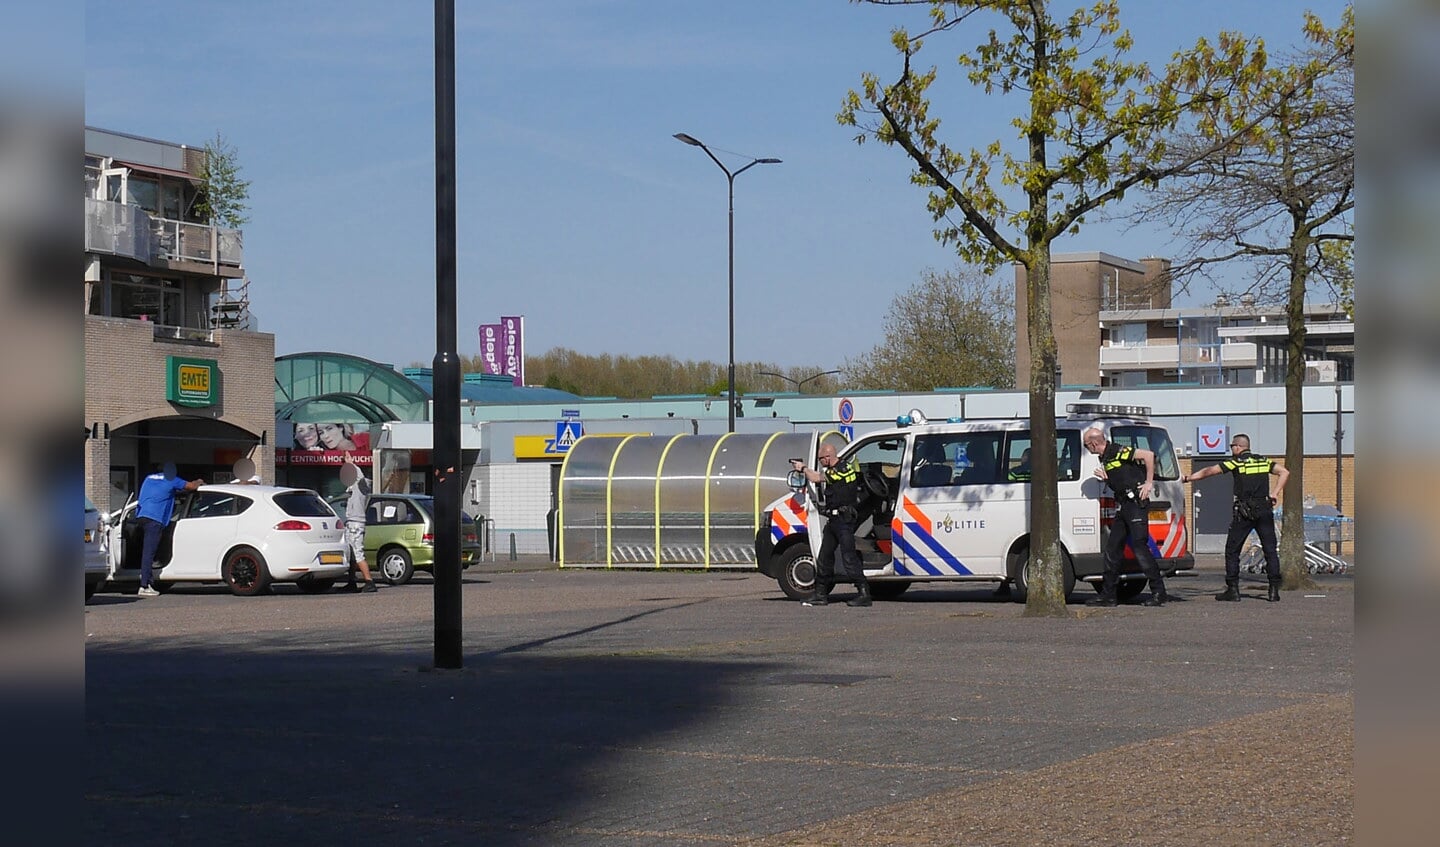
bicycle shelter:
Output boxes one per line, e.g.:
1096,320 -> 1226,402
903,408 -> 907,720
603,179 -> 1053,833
558,432 -> 846,568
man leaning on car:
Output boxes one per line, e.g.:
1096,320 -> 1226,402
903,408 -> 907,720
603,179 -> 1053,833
136,462 -> 202,597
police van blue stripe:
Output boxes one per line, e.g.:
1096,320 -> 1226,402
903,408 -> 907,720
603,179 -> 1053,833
893,533 -> 943,576
898,520 -> 974,576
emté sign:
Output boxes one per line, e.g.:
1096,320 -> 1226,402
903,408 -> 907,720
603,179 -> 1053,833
166,356 -> 219,407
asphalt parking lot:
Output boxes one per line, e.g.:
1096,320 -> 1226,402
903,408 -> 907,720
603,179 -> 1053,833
85,556 -> 1353,846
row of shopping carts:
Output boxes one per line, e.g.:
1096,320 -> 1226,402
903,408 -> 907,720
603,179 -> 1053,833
1239,508 -> 1354,574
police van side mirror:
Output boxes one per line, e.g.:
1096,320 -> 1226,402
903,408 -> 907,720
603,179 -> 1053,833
786,469 -> 807,490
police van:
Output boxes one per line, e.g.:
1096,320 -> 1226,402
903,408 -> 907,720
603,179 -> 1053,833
754,404 -> 1193,602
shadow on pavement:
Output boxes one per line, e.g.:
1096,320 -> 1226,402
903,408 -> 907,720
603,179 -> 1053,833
86,638 -> 774,846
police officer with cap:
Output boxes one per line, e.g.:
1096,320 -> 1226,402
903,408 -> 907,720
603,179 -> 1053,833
792,443 -> 871,607
1083,425 -> 1169,607
1183,433 -> 1290,602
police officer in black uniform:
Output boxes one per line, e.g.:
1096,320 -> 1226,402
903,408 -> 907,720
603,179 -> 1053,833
1083,425 -> 1169,607
792,443 -> 871,607
1183,433 -> 1291,602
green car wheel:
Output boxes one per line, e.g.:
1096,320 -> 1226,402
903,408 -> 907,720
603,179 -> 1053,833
378,546 -> 415,586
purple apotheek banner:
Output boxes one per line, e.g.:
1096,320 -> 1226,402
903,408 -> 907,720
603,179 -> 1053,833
501,315 -> 524,386
478,323 -> 503,375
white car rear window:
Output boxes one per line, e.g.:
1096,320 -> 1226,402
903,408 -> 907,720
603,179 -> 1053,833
273,491 -> 334,517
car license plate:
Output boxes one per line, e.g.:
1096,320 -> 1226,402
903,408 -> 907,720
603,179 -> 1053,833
319,551 -> 344,565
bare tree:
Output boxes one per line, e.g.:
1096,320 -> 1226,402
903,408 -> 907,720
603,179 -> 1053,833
840,0 -> 1276,616
1128,8 -> 1354,589
844,267 -> 1015,390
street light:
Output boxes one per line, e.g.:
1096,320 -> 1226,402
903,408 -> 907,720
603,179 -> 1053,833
756,369 -> 842,393
675,132 -> 781,432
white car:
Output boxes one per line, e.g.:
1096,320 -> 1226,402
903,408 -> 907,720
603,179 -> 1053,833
85,494 -> 109,601
104,485 -> 348,596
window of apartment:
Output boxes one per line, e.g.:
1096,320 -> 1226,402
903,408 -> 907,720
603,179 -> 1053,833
92,272 -> 183,325
126,177 -> 159,215
1104,371 -> 1146,388
161,182 -> 184,220
1111,322 -> 1147,346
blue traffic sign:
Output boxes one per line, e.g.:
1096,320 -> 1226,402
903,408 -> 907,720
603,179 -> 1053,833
839,424 -> 854,441
554,420 -> 583,452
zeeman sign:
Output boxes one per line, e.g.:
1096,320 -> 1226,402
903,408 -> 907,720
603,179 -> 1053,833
166,356 -> 219,407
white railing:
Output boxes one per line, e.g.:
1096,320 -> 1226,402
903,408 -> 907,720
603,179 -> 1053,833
152,217 -> 216,263
84,198 -> 243,268
1100,342 -> 1258,369
1216,342 -> 1257,366
85,197 -> 152,263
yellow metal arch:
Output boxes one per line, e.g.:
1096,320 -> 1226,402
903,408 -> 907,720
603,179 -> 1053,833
752,431 -> 788,534
604,434 -> 640,569
653,433 -> 685,568
702,432 -> 737,569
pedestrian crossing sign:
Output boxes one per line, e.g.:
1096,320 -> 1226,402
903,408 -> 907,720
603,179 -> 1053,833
554,420 -> 583,452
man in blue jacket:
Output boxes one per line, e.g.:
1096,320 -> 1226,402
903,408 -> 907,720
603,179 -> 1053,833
135,462 -> 202,597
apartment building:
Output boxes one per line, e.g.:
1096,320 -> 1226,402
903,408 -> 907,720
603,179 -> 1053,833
83,127 -> 275,509
1014,252 -> 1354,388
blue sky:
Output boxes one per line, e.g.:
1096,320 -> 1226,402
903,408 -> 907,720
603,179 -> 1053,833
83,0 -> 1348,372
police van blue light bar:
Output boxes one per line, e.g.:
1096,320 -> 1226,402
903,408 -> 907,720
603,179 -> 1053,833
1066,402 -> 1151,419
896,409 -> 929,427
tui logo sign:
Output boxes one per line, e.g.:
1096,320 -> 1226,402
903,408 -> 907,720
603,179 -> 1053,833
1197,424 -> 1228,454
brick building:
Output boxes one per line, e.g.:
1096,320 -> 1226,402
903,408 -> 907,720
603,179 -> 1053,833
83,127 -> 274,509
1014,252 -> 1353,388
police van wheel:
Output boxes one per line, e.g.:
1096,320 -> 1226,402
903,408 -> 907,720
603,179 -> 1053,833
1010,548 -> 1076,603
777,545 -> 817,601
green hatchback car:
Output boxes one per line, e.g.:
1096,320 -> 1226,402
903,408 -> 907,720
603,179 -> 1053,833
328,493 -> 483,585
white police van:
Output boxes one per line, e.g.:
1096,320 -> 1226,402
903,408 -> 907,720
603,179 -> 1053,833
754,404 -> 1193,602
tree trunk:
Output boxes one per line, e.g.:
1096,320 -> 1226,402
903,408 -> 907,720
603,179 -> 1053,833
1281,232 -> 1316,590
1022,252 -> 1068,618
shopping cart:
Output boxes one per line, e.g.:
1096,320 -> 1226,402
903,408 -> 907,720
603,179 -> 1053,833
1240,507 -> 1353,574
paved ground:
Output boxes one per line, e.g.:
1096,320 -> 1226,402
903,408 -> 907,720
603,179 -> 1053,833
85,556 -> 1352,846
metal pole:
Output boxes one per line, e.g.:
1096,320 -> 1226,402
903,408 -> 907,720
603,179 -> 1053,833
432,0 -> 462,669
727,172 -> 736,433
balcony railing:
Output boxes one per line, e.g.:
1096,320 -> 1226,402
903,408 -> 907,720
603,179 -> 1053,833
85,198 -> 243,268
85,197 -> 152,263
1099,342 -> 1257,369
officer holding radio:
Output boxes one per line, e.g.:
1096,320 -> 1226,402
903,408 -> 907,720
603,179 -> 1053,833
1182,433 -> 1290,602
1083,425 -> 1169,607
792,443 -> 871,607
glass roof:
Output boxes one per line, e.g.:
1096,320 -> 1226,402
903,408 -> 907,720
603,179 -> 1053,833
275,352 -> 430,422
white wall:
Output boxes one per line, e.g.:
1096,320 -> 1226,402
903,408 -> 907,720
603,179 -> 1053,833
474,462 -> 554,555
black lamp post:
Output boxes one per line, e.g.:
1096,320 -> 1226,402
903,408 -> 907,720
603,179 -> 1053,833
756,369 -> 842,393
674,133 -> 780,432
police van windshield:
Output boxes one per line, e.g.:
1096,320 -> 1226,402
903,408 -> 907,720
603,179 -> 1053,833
1108,425 -> 1180,480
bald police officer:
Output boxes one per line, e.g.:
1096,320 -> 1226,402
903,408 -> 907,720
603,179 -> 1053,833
792,444 -> 871,607
1183,433 -> 1291,602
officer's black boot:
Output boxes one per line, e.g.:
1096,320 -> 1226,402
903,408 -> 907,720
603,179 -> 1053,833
1141,588 -> 1169,607
803,582 -> 831,606
1086,575 -> 1118,607
1216,580 -> 1241,602
846,581 -> 872,607
1267,582 -> 1281,603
